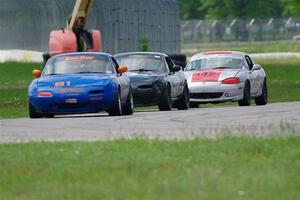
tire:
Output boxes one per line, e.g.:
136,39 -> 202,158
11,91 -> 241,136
122,90 -> 134,115
190,102 -> 199,108
238,82 -> 251,106
255,79 -> 268,106
29,102 -> 43,119
108,91 -> 123,116
158,86 -> 172,111
177,85 -> 190,110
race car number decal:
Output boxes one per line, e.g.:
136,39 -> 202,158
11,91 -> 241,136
55,82 -> 65,87
192,69 -> 224,82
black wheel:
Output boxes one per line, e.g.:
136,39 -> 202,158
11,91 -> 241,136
122,90 -> 134,115
108,91 -> 123,116
158,86 -> 172,111
238,82 -> 251,106
255,79 -> 268,106
190,102 -> 199,108
29,102 -> 43,119
177,85 -> 190,110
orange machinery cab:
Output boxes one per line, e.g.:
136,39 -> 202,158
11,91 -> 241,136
49,29 -> 102,56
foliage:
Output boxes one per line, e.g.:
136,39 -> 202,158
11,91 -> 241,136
178,0 -> 205,20
283,0 -> 300,16
178,0 -> 300,19
139,38 -> 151,52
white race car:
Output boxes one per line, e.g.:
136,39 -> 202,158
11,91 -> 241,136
184,51 -> 268,107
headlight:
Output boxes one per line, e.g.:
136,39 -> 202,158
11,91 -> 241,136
37,92 -> 53,97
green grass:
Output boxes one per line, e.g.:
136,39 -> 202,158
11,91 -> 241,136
0,57 -> 300,118
0,138 -> 300,199
0,62 -> 42,118
256,59 -> 300,102
183,41 -> 300,57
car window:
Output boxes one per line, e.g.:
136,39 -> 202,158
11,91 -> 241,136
185,56 -> 243,71
111,57 -> 119,73
43,55 -> 113,75
243,57 -> 250,70
165,57 -> 174,71
115,54 -> 165,72
245,55 -> 254,70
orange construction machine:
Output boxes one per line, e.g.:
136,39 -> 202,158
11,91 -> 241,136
45,0 -> 102,62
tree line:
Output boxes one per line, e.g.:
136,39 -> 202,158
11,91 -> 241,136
178,0 -> 300,20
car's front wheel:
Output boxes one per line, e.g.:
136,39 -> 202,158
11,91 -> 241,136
177,85 -> 190,110
108,91 -> 123,116
189,102 -> 199,108
158,86 -> 172,111
122,89 -> 134,115
255,79 -> 268,106
238,82 -> 251,106
29,102 -> 43,119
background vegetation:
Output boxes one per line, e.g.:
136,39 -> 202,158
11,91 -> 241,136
178,0 -> 300,20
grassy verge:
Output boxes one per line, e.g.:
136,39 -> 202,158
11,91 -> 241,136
0,62 -> 42,119
0,57 -> 300,118
255,58 -> 300,102
0,137 -> 300,199
182,41 -> 300,57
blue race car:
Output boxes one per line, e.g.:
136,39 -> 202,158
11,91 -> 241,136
28,52 -> 133,118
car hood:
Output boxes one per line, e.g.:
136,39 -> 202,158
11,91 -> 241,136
184,69 -> 242,83
37,73 -> 113,88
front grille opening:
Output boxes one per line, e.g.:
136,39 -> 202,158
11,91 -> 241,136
138,85 -> 153,89
89,90 -> 104,95
52,103 -> 91,109
190,93 -> 223,99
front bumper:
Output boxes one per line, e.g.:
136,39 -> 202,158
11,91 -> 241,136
132,86 -> 163,106
188,82 -> 244,103
29,87 -> 117,114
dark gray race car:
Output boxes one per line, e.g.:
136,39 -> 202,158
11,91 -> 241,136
115,52 -> 189,111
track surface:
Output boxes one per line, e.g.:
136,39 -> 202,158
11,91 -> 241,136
0,102 -> 299,142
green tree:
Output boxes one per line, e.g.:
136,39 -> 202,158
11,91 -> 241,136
140,38 -> 151,52
178,0 -> 205,19
201,0 -> 284,19
283,0 -> 300,16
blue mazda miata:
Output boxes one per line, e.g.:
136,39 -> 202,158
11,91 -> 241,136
28,52 -> 133,118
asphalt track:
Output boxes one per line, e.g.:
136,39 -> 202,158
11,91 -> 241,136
0,102 -> 299,142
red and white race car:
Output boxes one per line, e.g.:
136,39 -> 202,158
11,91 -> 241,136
184,51 -> 268,107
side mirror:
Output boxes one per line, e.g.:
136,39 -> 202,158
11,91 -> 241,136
32,70 -> 41,78
172,65 -> 182,72
252,64 -> 262,71
118,66 -> 128,74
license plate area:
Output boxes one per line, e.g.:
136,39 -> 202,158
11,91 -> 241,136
65,98 -> 78,104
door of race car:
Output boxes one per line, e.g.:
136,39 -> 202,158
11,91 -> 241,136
245,55 -> 260,96
165,57 -> 182,97
112,58 -> 130,102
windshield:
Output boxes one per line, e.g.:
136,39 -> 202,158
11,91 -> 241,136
43,55 -> 114,76
116,54 -> 165,72
185,56 -> 243,71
